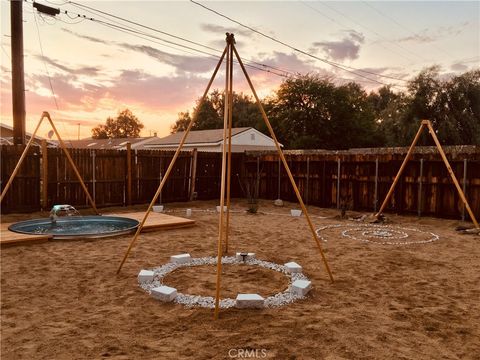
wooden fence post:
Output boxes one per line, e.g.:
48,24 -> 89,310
418,158 -> 424,217
189,148 -> 198,200
336,158 -> 341,209
462,159 -> 467,221
126,142 -> 132,206
306,156 -> 310,205
373,157 -> 379,212
41,139 -> 48,211
91,150 -> 96,204
277,156 -> 281,200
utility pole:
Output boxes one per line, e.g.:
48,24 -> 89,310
11,0 -> 26,145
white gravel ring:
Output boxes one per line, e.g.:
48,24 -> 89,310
139,256 -> 311,309
316,223 -> 439,245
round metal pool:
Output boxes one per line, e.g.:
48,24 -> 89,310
8,216 -> 139,239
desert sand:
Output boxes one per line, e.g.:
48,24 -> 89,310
1,200 -> 479,359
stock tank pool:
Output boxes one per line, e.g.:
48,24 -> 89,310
8,216 -> 139,240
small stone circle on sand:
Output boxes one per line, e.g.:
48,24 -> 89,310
316,223 -> 440,245
138,256 -> 311,309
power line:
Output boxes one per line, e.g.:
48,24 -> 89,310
300,1 -> 418,65
361,1 -> 453,60
26,0 -> 293,78
189,0 -> 408,87
68,0 -> 395,84
33,10 -> 59,110
318,1 -> 429,63
64,1 -> 293,78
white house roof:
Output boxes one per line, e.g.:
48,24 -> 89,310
146,127 -> 252,146
0,123 -> 57,146
56,136 -> 159,149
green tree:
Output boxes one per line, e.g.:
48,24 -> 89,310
367,86 -> 407,146
171,90 -> 264,133
435,70 -> 480,145
268,74 -> 380,149
92,109 -> 144,138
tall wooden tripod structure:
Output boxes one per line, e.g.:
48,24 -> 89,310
116,34 -> 334,319
375,119 -> 478,228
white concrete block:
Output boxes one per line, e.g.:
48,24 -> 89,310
291,279 -> 312,297
290,209 -> 302,217
170,253 -> 191,264
151,286 -> 177,302
235,252 -> 256,261
284,261 -> 302,273
138,269 -> 154,283
186,209 -> 192,217
274,199 -> 284,207
235,294 -> 264,309
216,205 -> 228,213
153,205 -> 164,212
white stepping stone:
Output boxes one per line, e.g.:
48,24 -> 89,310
290,209 -> 302,217
151,286 -> 177,302
235,252 -> 256,261
216,205 -> 228,213
284,261 -> 302,273
170,253 -> 191,264
137,269 -> 154,283
235,294 -> 264,309
291,280 -> 312,297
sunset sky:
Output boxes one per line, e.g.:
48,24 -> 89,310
1,1 -> 479,140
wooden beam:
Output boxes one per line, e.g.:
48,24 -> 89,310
45,113 -> 99,215
126,142 -> 132,206
233,44 -> 334,283
214,38 -> 232,320
117,46 -> 228,274
0,113 -> 45,203
224,42 -> 234,255
41,139 -> 48,210
189,148 -> 198,201
11,0 -> 26,145
425,121 -> 479,228
375,121 -> 426,217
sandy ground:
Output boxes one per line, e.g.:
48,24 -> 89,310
1,200 -> 479,360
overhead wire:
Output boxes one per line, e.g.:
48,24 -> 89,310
66,1 -> 294,78
317,1 -> 429,63
189,0 -> 408,87
29,0 -> 294,78
33,10 -> 59,110
361,1 -> 453,60
300,1 -> 422,65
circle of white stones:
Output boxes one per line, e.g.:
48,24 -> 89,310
139,256 -> 310,309
315,223 -> 439,245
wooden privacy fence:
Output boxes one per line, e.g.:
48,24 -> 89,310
242,146 -> 480,221
1,144 -> 479,221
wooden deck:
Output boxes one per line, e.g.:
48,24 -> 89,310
0,212 -> 195,247
112,211 -> 195,232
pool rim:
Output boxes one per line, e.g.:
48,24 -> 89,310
8,215 -> 140,239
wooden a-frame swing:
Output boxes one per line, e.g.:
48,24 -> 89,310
116,33 -> 334,319
0,111 -> 99,214
375,119 -> 478,228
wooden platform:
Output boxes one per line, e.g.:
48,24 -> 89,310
0,212 -> 195,246
112,211 -> 195,232
0,223 -> 51,246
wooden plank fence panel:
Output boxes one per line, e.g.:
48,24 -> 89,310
0,145 -> 41,213
1,144 -> 479,222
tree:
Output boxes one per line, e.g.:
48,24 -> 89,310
267,74 -> 380,149
171,90 -> 264,134
92,109 -> 144,139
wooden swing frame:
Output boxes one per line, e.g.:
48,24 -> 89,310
0,111 -> 99,214
116,34 -> 334,319
375,119 -> 478,228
